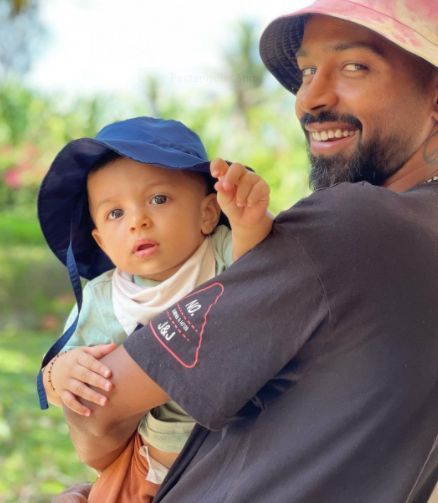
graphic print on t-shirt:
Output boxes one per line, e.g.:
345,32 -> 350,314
148,282 -> 224,368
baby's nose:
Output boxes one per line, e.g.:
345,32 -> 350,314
130,211 -> 151,231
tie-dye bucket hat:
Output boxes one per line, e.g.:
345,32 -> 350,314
260,0 -> 438,94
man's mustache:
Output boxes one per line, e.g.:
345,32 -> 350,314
300,111 -> 362,130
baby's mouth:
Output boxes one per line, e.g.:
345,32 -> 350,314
132,239 -> 158,255
136,243 -> 153,252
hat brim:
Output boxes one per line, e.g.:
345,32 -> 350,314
38,138 -> 217,280
260,0 -> 438,94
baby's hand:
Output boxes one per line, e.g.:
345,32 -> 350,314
48,343 -> 117,416
210,158 -> 270,228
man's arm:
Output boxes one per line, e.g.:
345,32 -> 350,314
63,344 -> 169,471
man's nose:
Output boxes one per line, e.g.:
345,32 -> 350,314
295,71 -> 338,116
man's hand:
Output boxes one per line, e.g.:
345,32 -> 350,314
47,344 -> 116,416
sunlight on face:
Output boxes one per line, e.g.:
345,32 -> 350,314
295,15 -> 437,189
87,158 -> 219,281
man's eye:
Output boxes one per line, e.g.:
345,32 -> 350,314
344,63 -> 368,72
150,194 -> 168,205
108,208 -> 124,220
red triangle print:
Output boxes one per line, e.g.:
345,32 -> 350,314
148,282 -> 224,368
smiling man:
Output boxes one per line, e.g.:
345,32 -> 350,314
55,1 -> 438,502
296,15 -> 436,190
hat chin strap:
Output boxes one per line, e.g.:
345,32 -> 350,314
36,234 -> 84,409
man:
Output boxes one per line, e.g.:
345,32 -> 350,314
56,1 -> 437,501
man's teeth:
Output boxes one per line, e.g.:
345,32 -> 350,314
311,129 -> 355,141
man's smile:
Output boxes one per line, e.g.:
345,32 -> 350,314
310,129 -> 355,141
305,123 -> 359,156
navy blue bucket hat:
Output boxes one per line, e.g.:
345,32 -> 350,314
38,116 -> 227,281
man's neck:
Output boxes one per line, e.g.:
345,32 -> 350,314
384,129 -> 438,192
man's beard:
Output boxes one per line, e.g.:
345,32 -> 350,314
301,112 -> 406,190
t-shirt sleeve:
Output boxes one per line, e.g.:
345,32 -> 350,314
124,208 -> 329,429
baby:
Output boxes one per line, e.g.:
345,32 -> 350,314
37,116 -> 272,501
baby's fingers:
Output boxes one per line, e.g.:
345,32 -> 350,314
232,173 -> 267,207
210,158 -> 230,179
60,389 -> 92,417
78,365 -> 113,393
242,178 -> 270,208
220,162 -> 247,191
65,379 -> 109,407
68,353 -> 113,393
87,342 -> 117,359
81,347 -> 113,379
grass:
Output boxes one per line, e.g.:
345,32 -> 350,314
0,212 -> 95,501
0,328 -> 95,503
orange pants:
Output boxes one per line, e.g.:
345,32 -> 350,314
88,433 -> 160,502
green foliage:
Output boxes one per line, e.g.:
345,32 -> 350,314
0,212 -> 43,245
221,20 -> 267,121
0,81 -> 126,214
0,329 -> 94,503
0,240 -> 72,331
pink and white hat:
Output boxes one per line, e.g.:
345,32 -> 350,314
260,0 -> 438,94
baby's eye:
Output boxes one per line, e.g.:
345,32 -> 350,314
108,208 -> 124,220
150,194 -> 168,205
301,66 -> 316,78
343,63 -> 368,72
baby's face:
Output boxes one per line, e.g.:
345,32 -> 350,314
87,158 -> 219,281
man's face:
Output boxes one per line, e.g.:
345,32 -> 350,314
295,15 -> 437,190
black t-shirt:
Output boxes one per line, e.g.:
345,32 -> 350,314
124,181 -> 438,503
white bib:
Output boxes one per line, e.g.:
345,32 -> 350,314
112,237 -> 216,335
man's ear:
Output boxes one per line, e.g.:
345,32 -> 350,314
200,193 -> 221,235
432,71 -> 438,122
91,228 -> 106,252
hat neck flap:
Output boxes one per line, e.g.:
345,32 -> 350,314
36,208 -> 85,409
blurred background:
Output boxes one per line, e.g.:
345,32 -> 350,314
0,0 -> 311,500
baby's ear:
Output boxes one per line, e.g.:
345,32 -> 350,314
201,193 -> 221,235
91,228 -> 106,252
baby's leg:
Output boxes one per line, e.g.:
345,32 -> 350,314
88,433 -> 160,503
51,483 -> 92,502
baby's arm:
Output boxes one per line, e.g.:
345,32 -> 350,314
42,343 -> 116,416
211,158 -> 273,260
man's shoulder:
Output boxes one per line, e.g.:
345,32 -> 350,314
277,182 -> 408,234
285,181 -> 391,213
273,181 -> 433,270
